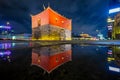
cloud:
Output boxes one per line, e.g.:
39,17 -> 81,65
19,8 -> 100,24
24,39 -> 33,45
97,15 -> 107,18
0,0 -> 108,36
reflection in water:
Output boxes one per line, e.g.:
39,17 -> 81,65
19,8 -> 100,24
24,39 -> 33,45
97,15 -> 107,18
0,42 -> 30,49
0,50 -> 11,62
0,42 -> 30,62
0,43 -> 120,79
107,46 -> 120,72
0,43 -> 13,49
32,44 -> 72,73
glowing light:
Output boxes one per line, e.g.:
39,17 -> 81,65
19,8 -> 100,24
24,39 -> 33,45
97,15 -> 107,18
109,66 -> 120,72
107,18 -> 115,22
62,21 -> 64,23
108,26 -> 112,30
108,25 -> 112,28
12,36 -> 16,40
107,50 -> 112,54
6,22 -> 10,25
0,51 -> 11,56
109,7 -> 120,14
0,43 -> 12,49
107,57 -> 115,61
0,26 -> 11,29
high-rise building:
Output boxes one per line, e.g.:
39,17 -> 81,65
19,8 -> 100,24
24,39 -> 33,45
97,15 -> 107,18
108,0 -> 120,39
31,6 -> 72,40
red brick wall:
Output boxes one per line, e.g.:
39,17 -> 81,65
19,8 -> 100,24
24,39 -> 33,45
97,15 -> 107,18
32,10 -> 49,28
49,9 -> 71,30
32,8 -> 71,30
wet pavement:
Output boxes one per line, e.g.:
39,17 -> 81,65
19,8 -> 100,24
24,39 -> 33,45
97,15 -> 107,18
0,42 -> 120,80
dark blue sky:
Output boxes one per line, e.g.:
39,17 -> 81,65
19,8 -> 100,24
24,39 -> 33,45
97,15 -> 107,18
0,0 -> 108,37
109,0 -> 120,9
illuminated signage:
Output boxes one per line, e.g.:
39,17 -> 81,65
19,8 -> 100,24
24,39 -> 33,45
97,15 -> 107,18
109,7 -> 120,14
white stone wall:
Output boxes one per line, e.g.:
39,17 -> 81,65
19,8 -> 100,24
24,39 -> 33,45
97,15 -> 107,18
65,29 -> 71,40
32,24 -> 71,40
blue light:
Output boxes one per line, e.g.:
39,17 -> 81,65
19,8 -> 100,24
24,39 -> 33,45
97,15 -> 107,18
0,26 -> 11,29
109,7 -> 120,14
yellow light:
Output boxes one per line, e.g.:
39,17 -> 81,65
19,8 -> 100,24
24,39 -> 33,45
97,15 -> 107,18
107,18 -> 115,22
107,18 -> 111,21
107,57 -> 115,62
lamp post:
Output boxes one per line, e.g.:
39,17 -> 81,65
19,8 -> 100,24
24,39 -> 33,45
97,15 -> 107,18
96,30 -> 100,39
6,21 -> 10,25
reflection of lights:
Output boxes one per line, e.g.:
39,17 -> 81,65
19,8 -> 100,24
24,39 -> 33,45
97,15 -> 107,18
107,18 -> 115,22
108,26 -> 112,30
0,50 -> 11,62
38,60 -> 40,62
0,53 -> 3,55
0,51 -> 11,56
107,57 -> 115,62
12,36 -> 16,40
8,59 -> 11,62
109,66 -> 120,72
7,56 -> 10,58
62,57 -> 64,60
12,43 -> 15,47
107,52 -> 112,54
107,50 -> 112,54
0,43 -> 16,49
109,7 -> 120,14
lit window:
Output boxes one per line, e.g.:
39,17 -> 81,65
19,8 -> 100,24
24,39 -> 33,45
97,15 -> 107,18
56,58 -> 58,62
62,57 -> 64,60
55,18 -> 58,22
62,21 -> 64,23
38,19 -> 41,26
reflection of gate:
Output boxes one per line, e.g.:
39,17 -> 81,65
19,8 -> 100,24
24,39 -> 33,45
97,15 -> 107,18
60,29 -> 65,40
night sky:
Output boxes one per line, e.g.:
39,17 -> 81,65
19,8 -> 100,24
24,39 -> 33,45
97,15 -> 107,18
0,0 -> 108,37
109,0 -> 120,9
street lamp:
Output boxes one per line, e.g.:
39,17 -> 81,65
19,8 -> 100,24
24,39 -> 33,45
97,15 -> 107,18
6,21 -> 10,25
96,30 -> 99,32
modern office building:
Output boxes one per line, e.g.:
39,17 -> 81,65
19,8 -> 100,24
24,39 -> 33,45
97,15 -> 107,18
108,0 -> 120,39
31,6 -> 72,40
